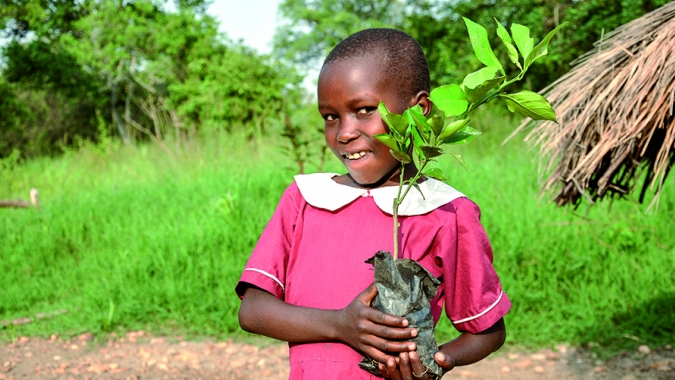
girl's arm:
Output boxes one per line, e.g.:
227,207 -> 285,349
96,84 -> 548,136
238,284 -> 420,363
378,318 -> 506,379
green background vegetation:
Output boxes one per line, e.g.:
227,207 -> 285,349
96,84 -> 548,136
1,0 -> 674,355
2,111 -> 673,354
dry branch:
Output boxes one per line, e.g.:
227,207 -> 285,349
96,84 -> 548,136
0,189 -> 39,209
0,309 -> 68,328
509,2 -> 675,210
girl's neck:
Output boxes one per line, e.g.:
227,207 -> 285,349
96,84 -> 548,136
335,162 -> 423,189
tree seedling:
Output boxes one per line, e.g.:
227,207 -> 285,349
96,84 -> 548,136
359,18 -> 565,379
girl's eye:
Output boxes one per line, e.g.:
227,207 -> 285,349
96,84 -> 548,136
357,107 -> 376,115
323,114 -> 337,121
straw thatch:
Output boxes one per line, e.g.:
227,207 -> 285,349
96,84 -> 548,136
509,2 -> 675,210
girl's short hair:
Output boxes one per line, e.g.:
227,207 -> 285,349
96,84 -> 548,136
322,28 -> 430,101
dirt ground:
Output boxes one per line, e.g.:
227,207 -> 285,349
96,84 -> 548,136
1,331 -> 674,380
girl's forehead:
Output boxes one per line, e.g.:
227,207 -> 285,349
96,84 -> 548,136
318,57 -> 392,96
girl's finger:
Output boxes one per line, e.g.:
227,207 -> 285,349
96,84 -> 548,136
366,307 -> 409,327
409,351 -> 430,379
398,352 -> 414,379
363,335 -> 416,354
366,320 -> 417,340
385,356 -> 402,380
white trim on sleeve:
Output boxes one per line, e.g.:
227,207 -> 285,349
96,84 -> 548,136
244,268 -> 285,291
452,291 -> 504,325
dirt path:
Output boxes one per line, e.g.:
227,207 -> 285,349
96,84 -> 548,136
1,331 -> 673,379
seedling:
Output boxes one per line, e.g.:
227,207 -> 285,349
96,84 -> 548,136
359,18 -> 565,379
377,18 -> 565,260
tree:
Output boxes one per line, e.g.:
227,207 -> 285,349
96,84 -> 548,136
274,0 -> 672,90
0,0 -> 301,158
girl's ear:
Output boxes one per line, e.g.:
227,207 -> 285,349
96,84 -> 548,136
413,91 -> 432,117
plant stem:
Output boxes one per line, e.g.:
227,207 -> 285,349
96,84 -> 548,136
392,159 -> 429,260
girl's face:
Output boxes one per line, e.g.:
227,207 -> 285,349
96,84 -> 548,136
318,56 -> 425,187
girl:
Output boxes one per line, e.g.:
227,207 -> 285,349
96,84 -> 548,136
236,28 -> 511,380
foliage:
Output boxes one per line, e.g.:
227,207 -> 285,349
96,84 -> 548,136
377,18 -> 562,258
275,0 -> 671,90
0,0 -> 301,158
274,0 -> 407,69
1,122 -> 674,354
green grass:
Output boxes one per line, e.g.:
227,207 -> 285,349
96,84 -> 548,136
1,113 -> 674,356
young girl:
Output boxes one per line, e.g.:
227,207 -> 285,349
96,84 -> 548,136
236,28 -> 511,380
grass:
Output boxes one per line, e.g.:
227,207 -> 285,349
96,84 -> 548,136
1,111 -> 674,356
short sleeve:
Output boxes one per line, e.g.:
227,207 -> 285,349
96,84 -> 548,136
439,198 -> 511,333
235,183 -> 302,300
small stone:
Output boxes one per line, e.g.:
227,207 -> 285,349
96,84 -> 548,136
534,365 -> 544,373
24,352 -> 32,358
70,344 -> 79,350
531,353 -> 546,361
508,353 -> 520,360
638,345 -> 651,354
650,360 -> 674,372
594,366 -> 607,373
50,334 -> 58,341
514,359 -> 532,369
459,370 -> 477,377
54,356 -> 61,361
556,344 -> 568,354
500,366 -> 511,373
257,359 -> 266,366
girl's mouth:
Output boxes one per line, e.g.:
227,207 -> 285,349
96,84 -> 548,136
344,151 -> 368,160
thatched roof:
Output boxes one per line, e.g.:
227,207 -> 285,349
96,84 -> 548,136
510,2 -> 675,211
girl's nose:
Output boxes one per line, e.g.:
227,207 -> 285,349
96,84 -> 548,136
337,119 -> 359,143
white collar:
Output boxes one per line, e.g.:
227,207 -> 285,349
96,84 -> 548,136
294,172 -> 465,216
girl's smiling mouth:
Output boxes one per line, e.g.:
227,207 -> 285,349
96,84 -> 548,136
344,151 -> 369,160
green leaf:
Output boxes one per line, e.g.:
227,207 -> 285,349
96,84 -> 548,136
429,84 -> 469,117
500,91 -> 558,122
409,104 -> 430,136
511,24 -> 534,61
495,18 -> 521,69
403,108 -> 415,127
524,22 -> 568,69
420,145 -> 443,159
377,101 -> 408,138
412,182 -> 425,199
467,75 -> 505,103
426,106 -> 445,137
448,152 -> 467,170
373,133 -> 400,151
423,167 -> 448,182
389,149 -> 411,164
463,17 -> 503,74
462,66 -> 500,90
443,126 -> 482,145
412,128 -> 427,160
438,117 -> 471,142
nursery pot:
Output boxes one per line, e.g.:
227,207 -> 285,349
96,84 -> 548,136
359,251 -> 443,379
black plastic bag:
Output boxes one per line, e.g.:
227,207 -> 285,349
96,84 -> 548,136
359,251 -> 443,379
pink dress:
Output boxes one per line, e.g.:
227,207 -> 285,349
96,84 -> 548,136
236,173 -> 511,379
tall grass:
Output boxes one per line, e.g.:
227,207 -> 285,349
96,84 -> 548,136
1,112 -> 674,354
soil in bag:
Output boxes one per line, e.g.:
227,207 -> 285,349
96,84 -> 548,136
359,251 -> 443,379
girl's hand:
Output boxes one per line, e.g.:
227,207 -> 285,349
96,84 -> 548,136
378,351 -> 453,380
335,283 -> 418,364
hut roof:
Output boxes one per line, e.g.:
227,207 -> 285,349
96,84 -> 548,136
510,2 -> 675,211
